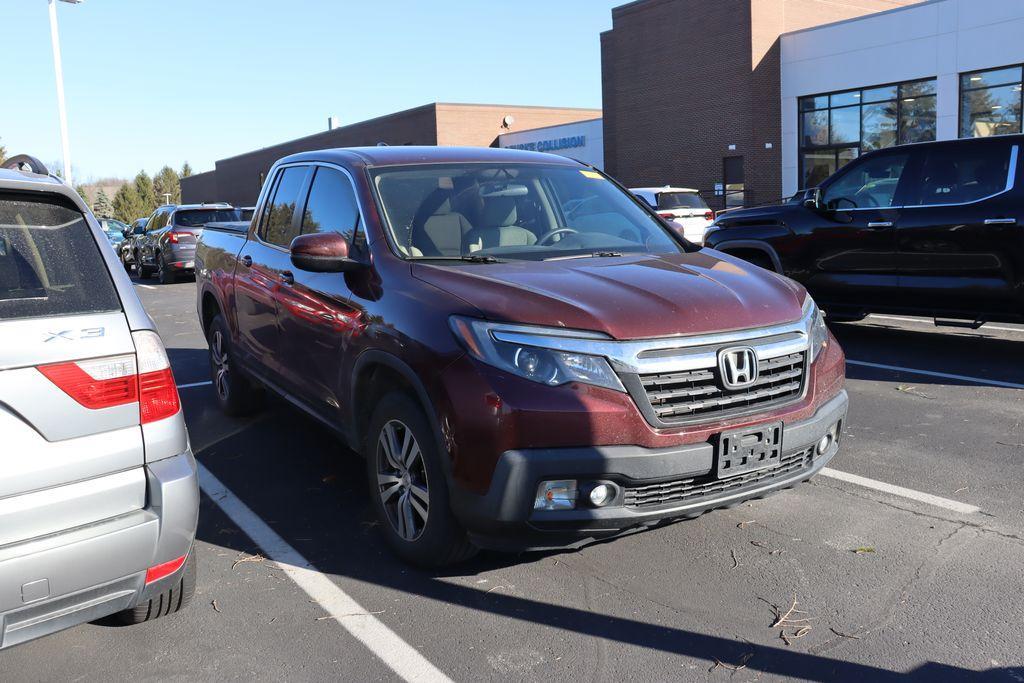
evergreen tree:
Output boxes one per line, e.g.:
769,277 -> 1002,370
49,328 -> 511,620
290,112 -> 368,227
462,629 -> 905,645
112,184 -> 144,224
133,170 -> 157,215
93,188 -> 114,218
0,139 -> 7,165
74,184 -> 90,206
154,165 -> 181,205
180,161 -> 193,178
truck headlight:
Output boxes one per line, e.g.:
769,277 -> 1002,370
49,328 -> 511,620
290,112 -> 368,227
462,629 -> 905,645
449,317 -> 625,393
805,296 -> 828,363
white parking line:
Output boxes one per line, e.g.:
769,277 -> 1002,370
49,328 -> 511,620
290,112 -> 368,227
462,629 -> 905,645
819,467 -> 980,514
197,463 -> 453,683
846,359 -> 1024,390
135,283 -> 157,290
868,314 -> 1024,334
177,380 -> 212,390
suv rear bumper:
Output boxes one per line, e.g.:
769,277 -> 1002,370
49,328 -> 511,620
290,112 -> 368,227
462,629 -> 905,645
0,450 -> 198,650
451,390 -> 847,552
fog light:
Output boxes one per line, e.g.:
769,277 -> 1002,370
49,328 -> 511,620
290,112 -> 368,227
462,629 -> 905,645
816,434 -> 832,455
588,483 -> 615,507
534,480 -> 577,510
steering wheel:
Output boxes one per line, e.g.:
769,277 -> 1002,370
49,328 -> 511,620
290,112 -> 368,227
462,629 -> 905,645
537,228 -> 579,246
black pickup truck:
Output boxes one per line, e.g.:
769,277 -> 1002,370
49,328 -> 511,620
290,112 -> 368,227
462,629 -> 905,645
706,135 -> 1023,324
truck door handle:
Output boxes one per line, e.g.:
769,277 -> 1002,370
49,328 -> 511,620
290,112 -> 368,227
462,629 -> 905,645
281,270 -> 294,285
867,221 -> 893,229
984,218 -> 1017,225
241,254 -> 252,267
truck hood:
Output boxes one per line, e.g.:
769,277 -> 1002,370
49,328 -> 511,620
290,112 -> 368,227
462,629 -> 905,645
411,251 -> 806,340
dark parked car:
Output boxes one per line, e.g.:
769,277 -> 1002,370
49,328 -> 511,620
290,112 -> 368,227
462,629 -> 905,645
195,146 -> 848,566
135,204 -> 237,283
706,135 -> 1023,324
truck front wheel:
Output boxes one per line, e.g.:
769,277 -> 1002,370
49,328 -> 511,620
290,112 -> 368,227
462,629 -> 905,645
365,393 -> 477,567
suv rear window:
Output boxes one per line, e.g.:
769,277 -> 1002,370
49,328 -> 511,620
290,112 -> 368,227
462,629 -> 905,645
658,192 -> 708,210
0,194 -> 121,320
174,209 -> 240,227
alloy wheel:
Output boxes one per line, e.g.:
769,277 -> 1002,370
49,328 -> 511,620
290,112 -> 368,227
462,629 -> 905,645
211,329 -> 230,400
376,420 -> 430,541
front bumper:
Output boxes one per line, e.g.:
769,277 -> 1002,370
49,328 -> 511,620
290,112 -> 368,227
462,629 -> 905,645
0,450 -> 199,650
451,390 -> 848,551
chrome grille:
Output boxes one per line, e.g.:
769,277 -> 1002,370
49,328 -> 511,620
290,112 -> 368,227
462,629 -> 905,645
623,447 -> 814,509
640,352 -> 806,422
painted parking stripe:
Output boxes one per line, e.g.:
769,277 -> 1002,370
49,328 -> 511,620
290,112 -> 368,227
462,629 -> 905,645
135,283 -> 157,290
177,380 -> 213,390
846,359 -> 1024,390
197,463 -> 453,683
819,467 -> 980,514
867,314 -> 1024,334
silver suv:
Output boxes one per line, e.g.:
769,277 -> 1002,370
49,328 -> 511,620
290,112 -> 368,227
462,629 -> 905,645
0,156 -> 199,649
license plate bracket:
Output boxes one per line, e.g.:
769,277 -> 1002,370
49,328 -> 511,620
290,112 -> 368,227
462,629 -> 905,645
717,421 -> 783,478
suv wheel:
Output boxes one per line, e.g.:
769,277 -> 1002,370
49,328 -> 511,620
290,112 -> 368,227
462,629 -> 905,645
157,254 -> 175,284
365,393 -> 477,567
208,314 -> 263,416
116,551 -> 196,624
136,250 -> 153,278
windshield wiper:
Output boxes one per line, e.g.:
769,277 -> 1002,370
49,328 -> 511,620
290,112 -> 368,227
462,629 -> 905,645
413,254 -> 504,263
544,251 -> 624,261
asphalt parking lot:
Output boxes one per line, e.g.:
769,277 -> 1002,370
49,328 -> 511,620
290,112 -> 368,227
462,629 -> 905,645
3,276 -> 1024,682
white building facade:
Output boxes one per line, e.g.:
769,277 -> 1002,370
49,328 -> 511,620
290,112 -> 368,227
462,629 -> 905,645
781,0 -> 1024,197
498,118 -> 604,169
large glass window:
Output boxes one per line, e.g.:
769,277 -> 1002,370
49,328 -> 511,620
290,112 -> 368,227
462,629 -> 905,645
960,65 -> 1023,138
799,79 -> 936,188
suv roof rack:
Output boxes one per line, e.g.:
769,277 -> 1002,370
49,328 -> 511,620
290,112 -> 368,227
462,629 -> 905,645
2,155 -> 50,176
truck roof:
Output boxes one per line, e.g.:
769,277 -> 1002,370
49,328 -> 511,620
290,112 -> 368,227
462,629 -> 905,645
277,145 -> 587,169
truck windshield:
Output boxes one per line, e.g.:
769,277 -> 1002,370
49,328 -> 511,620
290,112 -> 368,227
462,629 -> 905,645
371,163 -> 684,261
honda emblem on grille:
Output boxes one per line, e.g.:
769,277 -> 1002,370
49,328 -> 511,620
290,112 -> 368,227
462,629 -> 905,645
718,346 -> 758,390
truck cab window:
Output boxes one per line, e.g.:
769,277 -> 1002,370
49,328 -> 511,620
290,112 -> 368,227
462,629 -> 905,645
301,167 -> 361,246
260,166 -> 308,247
822,153 -> 908,210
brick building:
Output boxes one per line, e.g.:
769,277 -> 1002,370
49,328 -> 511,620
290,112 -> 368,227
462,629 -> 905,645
181,103 -> 600,206
600,0 -> 919,209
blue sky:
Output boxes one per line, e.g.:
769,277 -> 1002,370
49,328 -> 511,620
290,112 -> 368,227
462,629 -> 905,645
1,0 -> 622,182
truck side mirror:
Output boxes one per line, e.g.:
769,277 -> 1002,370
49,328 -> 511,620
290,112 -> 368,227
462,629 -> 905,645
290,232 -> 361,273
802,187 -> 824,212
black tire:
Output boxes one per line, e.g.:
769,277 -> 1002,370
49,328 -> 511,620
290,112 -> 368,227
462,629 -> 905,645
136,251 -> 153,278
157,253 -> 175,284
116,551 -> 196,625
823,309 -> 867,323
208,314 -> 263,416
365,393 -> 477,567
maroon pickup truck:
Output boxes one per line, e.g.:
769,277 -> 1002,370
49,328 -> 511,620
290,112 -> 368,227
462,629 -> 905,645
195,146 -> 848,566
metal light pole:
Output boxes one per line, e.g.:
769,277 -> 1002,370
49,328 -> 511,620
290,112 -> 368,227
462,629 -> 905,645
47,0 -> 82,184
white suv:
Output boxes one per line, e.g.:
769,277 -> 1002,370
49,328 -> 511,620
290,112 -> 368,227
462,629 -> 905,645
630,186 -> 714,244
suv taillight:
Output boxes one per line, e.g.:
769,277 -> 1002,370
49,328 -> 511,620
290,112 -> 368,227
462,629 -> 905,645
166,230 -> 195,244
657,212 -> 675,220
37,330 -> 180,424
704,210 -> 715,221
